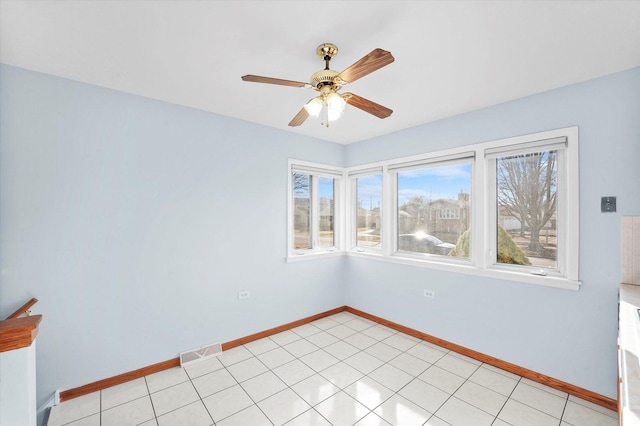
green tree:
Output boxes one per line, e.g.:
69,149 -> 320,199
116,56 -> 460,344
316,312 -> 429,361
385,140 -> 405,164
450,226 -> 531,265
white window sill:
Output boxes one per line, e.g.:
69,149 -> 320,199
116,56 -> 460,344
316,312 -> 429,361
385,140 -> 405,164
346,251 -> 581,291
286,250 -> 345,263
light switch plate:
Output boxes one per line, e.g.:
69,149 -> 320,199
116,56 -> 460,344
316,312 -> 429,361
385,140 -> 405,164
601,196 -> 616,213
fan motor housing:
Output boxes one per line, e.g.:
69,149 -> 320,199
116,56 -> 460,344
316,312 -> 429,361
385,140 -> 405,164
310,69 -> 339,89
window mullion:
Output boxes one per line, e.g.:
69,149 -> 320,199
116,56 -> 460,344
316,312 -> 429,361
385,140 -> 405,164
333,177 -> 342,250
348,178 -> 357,250
483,158 -> 497,269
556,148 -> 566,276
383,167 -> 395,257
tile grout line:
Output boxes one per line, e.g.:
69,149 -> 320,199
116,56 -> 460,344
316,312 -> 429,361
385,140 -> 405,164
184,365 -> 217,426
142,376 -> 158,426
319,317 -> 526,425
495,376 -> 569,425
306,316 -> 435,423
491,374 -> 522,426
282,321 -> 340,425
274,316 -> 382,424
422,359 -> 483,425
558,393 -> 570,426
247,328 -> 329,423
48,312 -> 617,426
262,319 -> 362,425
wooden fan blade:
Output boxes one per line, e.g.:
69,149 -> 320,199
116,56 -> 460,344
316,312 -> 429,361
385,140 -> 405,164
288,107 -> 309,127
336,48 -> 394,84
241,75 -> 308,88
344,93 -> 393,119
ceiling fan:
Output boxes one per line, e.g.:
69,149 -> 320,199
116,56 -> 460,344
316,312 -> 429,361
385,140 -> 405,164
241,43 -> 394,127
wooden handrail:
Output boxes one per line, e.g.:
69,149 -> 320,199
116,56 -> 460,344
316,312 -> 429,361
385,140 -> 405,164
0,315 -> 42,353
5,298 -> 38,320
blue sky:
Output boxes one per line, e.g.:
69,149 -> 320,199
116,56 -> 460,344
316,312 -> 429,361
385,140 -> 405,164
296,163 -> 472,207
318,177 -> 334,200
357,175 -> 382,210
355,163 -> 472,209
398,163 -> 471,205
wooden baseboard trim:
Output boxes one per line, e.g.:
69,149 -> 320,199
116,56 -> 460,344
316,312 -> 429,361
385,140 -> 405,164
59,306 -> 347,402
58,305 -> 615,412
345,306 -> 617,412
222,306 -> 348,350
59,357 -> 180,402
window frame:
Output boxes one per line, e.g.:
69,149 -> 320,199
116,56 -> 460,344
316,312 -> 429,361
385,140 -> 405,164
390,154 -> 475,264
287,159 -> 344,261
347,167 -> 384,254
289,126 -> 580,290
481,131 -> 579,285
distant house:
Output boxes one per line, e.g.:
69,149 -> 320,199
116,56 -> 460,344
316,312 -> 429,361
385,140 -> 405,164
426,192 -> 470,243
357,206 -> 380,230
319,197 -> 334,231
398,191 -> 470,244
498,205 -> 522,232
497,205 -> 557,235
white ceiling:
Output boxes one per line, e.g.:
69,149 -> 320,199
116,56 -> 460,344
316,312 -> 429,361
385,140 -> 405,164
1,1 -> 639,144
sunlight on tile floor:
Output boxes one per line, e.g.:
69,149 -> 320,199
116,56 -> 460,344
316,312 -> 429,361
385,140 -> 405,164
46,312 -> 617,426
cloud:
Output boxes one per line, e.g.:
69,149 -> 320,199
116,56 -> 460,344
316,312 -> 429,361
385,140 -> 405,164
399,163 -> 471,180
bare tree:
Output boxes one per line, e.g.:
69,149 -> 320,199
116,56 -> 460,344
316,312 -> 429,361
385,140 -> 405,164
292,173 -> 309,193
497,151 -> 557,255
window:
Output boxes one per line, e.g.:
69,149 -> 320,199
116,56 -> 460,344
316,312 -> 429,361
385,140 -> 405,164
391,155 -> 473,259
292,173 -> 311,249
496,151 -> 558,269
486,135 -> 575,280
438,208 -> 460,219
349,170 -> 383,251
289,127 -> 579,289
288,161 -> 343,257
318,177 -> 335,248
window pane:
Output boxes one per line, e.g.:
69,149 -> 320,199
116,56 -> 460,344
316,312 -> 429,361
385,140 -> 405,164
496,150 -> 557,268
397,163 -> 472,257
318,177 -> 334,247
293,173 -> 311,249
356,174 -> 382,248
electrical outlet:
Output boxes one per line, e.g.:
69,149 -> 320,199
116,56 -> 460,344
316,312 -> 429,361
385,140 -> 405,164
423,289 -> 435,299
238,291 -> 250,300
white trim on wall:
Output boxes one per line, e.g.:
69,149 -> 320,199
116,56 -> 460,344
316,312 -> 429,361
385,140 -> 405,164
288,127 -> 580,290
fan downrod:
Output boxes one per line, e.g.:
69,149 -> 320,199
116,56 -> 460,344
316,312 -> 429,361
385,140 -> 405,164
317,43 -> 338,70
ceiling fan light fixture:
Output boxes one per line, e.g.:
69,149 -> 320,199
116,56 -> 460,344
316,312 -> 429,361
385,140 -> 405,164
242,44 -> 394,127
326,92 -> 346,122
304,97 -> 323,118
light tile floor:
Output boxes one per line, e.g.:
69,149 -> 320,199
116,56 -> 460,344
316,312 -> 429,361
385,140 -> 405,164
46,312 -> 618,426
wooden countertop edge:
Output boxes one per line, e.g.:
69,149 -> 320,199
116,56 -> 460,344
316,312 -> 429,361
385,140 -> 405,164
0,315 -> 42,353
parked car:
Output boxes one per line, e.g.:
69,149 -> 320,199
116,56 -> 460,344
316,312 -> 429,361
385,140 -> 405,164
398,232 -> 456,255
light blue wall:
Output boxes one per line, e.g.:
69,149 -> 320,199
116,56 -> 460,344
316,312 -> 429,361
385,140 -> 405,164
344,66 -> 640,398
1,63 -> 637,411
0,64 -> 346,410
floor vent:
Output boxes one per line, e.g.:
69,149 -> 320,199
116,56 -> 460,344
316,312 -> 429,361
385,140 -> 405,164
179,342 -> 223,367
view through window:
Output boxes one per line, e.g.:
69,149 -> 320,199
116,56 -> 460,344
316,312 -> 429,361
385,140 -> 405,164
496,150 -> 558,269
356,174 -> 382,249
318,177 -> 335,247
292,173 -> 311,249
397,162 -> 472,258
